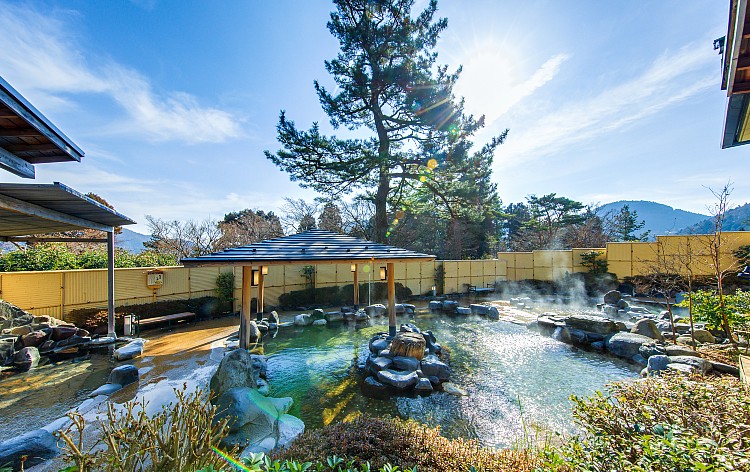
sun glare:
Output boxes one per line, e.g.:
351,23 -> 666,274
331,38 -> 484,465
454,45 -> 521,122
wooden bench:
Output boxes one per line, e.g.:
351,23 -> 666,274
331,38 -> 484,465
134,312 -> 196,335
467,284 -> 495,295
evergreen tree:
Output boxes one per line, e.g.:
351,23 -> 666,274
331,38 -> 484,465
318,202 -> 344,233
606,204 -> 650,241
524,194 -> 586,249
265,0 -> 499,243
297,214 -> 317,233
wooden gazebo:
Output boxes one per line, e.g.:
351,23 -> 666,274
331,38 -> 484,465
181,229 -> 435,346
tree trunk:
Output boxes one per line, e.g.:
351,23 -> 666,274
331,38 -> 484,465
374,167 -> 389,243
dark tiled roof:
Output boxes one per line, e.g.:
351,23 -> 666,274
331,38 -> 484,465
181,229 -> 434,266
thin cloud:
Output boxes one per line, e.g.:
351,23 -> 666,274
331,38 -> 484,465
0,2 -> 241,144
497,42 -> 716,168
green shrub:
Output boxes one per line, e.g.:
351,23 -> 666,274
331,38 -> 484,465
215,272 -> 236,312
273,416 -> 539,472
540,372 -> 750,471
0,243 -> 178,272
278,283 -> 412,309
677,289 -> 750,331
67,296 -> 221,332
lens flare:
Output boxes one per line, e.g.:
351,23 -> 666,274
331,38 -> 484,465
427,158 -> 438,169
395,210 -> 406,219
211,446 -> 251,471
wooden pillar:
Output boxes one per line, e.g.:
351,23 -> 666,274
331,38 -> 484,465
387,262 -> 396,337
106,231 -> 116,338
353,264 -> 359,307
258,267 -> 265,315
240,266 -> 252,349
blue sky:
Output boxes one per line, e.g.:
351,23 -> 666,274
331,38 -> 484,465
0,0 -> 745,233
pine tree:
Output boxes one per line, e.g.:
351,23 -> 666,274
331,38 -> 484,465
606,204 -> 650,241
318,202 -> 343,233
265,0 -> 498,243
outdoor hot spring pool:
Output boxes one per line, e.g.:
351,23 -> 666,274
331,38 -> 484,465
0,310 -> 639,448
262,312 -> 638,447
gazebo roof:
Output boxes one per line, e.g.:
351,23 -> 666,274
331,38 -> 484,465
0,182 -> 136,237
181,229 -> 435,267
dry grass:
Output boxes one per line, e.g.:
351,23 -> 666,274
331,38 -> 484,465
272,415 -> 541,472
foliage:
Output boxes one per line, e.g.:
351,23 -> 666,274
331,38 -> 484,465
301,265 -> 316,289
67,297 -> 221,332
215,272 -> 235,312
145,215 -> 223,259
278,283 -> 412,309
265,0 -> 503,243
273,416 -> 539,472
318,202 -> 344,233
435,263 -> 445,295
56,387 -> 233,472
677,289 -> 750,331
0,243 -> 177,272
604,204 -> 650,241
211,453 -> 417,472
579,250 -> 608,275
734,244 -> 750,266
540,373 -> 750,471
218,209 -> 284,248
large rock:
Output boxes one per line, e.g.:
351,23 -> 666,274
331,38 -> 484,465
566,314 -> 620,335
392,356 -> 420,372
0,428 -> 59,469
710,361 -> 740,376
646,354 -> 669,374
605,332 -> 654,359
631,319 -> 663,341
456,307 -> 471,315
113,338 -> 145,361
665,344 -> 700,357
365,304 -> 387,317
362,376 -> 389,396
377,369 -> 419,390
210,348 -> 258,395
667,363 -> 698,374
603,290 -> 622,305
0,338 -> 14,365
251,355 -> 267,379
469,304 -> 490,316
428,301 -> 442,311
51,325 -> 77,341
420,355 -> 450,381
268,311 -> 280,325
487,306 -> 500,320
668,356 -> 713,375
215,387 -> 291,433
325,312 -> 344,323
312,319 -> 327,326
311,308 -> 326,320
246,321 -> 261,344
414,377 -> 433,394
293,314 -> 311,326
441,300 -> 459,313
20,330 -> 48,348
370,337 -> 389,355
13,346 -> 39,371
367,356 -> 393,373
108,364 -> 139,386
691,329 -> 716,344
275,414 -> 305,450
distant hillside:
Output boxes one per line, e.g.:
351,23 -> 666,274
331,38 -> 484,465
115,228 -> 150,253
597,201 -> 709,238
678,202 -> 750,234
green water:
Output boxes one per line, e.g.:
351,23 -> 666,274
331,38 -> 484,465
263,313 -> 638,448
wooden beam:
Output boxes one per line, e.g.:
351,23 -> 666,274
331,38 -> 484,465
739,57 -> 750,71
3,143 -> 59,153
0,191 -> 113,232
387,262 -> 396,337
1,237 -> 107,243
107,231 -> 115,338
0,146 -> 34,178
0,86 -> 82,161
0,127 -> 40,138
353,264 -> 359,307
240,266 -> 252,349
257,267 -> 265,315
733,81 -> 750,94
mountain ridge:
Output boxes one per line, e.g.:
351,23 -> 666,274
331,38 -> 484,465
597,200 -> 709,238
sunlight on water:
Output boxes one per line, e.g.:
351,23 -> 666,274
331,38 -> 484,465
263,314 -> 638,448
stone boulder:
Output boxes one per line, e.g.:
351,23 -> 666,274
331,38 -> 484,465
267,311 -> 280,325
365,304 -> 387,317
428,301 -> 442,311
353,310 -> 369,322
710,361 -> 740,376
566,314 -> 620,335
665,344 -> 700,357
377,369 -> 419,390
325,312 -> 344,323
108,364 -> 139,386
0,428 -> 59,469
639,342 -> 667,359
51,325 -> 78,341
414,378 -> 433,394
0,338 -> 14,365
392,356 -> 420,372
442,383 -> 468,396
603,290 -> 622,305
487,306 -> 500,320
676,335 -> 698,346
667,363 -> 698,374
113,338 -> 145,361
668,355 -> 713,374
367,356 -> 393,373
312,319 -> 327,327
293,314 -> 311,326
456,307 -> 471,315
605,332 -> 654,359
311,308 -> 326,320
469,304 -> 490,316
361,376 -> 388,397
20,330 -> 48,348
442,300 -> 459,313
420,354 -> 450,381
691,329 -> 716,344
369,336 -> 389,355
13,346 -> 39,371
646,354 -> 669,374
210,348 -> 258,395
631,319 -> 663,341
